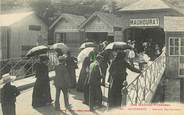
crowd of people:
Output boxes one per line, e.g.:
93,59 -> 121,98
0,38 -> 163,115
126,39 -> 163,71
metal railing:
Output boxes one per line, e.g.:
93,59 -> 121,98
125,48 -> 166,104
0,51 -> 58,80
0,57 -> 37,79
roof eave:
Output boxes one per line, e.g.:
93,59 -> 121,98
119,7 -> 172,12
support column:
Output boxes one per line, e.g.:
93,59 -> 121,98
180,78 -> 184,103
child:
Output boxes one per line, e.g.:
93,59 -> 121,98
0,73 -> 20,115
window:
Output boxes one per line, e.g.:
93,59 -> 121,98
169,37 -> 179,56
29,25 -> 41,31
180,38 -> 184,55
179,56 -> 184,76
55,33 -> 67,43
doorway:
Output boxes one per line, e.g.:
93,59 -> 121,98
124,27 -> 165,59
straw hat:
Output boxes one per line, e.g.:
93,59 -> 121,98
58,55 -> 66,62
0,73 -> 16,85
96,54 -> 103,60
39,55 -> 49,61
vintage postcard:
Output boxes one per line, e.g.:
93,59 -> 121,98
0,0 -> 184,115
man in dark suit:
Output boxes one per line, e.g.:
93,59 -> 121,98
54,56 -> 71,111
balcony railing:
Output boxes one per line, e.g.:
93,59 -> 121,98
0,51 -> 58,80
124,47 -> 166,104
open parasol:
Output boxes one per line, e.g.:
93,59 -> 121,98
50,43 -> 69,54
79,42 -> 96,50
77,47 -> 95,64
26,45 -> 48,57
105,42 -> 131,50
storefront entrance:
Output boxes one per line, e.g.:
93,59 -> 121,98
124,27 -> 165,51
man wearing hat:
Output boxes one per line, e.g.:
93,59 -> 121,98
87,54 -> 103,111
0,73 -> 20,115
54,55 -> 71,111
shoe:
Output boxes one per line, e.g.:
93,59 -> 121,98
95,104 -> 103,109
90,108 -> 95,112
82,101 -> 89,105
46,99 -> 54,105
55,107 -> 61,111
66,104 -> 72,110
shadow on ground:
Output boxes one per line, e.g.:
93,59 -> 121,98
34,104 -> 69,115
69,89 -> 84,101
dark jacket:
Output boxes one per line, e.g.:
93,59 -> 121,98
109,59 -> 141,82
1,84 -> 20,104
35,62 -> 49,82
54,63 -> 70,88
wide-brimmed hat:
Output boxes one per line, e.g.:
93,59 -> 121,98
39,54 -> 49,61
0,73 -> 16,85
96,54 -> 103,59
58,55 -> 66,62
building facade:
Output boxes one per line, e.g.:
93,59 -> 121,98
49,13 -> 86,56
0,12 -> 48,59
80,11 -> 123,43
118,0 -> 184,102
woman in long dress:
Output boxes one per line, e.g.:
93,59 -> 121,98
76,56 -> 91,92
32,55 -> 52,108
65,52 -> 78,89
108,52 -> 141,108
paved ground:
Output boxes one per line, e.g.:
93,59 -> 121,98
0,81 -> 110,115
1,83 -> 184,115
0,63 -> 142,115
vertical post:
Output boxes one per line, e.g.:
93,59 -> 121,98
31,58 -> 34,75
121,81 -> 128,107
135,79 -> 139,104
180,78 -> 184,103
143,72 -> 146,101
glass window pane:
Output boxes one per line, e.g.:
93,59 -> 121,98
170,47 -> 174,55
179,69 -> 184,75
179,56 -> 184,75
175,47 -> 179,55
175,39 -> 179,46
181,38 -> 184,46
181,47 -> 184,55
180,56 -> 184,63
170,38 -> 174,46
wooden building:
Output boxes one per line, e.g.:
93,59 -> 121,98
49,13 -> 86,56
79,11 -> 123,43
118,0 -> 184,102
0,12 -> 48,60
164,17 -> 184,102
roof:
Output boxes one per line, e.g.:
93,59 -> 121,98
164,16 -> 184,32
80,11 -> 123,29
0,12 -> 33,26
49,13 -> 86,29
119,0 -> 172,12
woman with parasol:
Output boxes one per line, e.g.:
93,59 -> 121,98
26,45 -> 53,108
32,55 -> 53,108
105,42 -> 141,108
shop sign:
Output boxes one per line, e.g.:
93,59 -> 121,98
129,18 -> 159,27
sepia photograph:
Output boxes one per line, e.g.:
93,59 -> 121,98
0,0 -> 184,115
